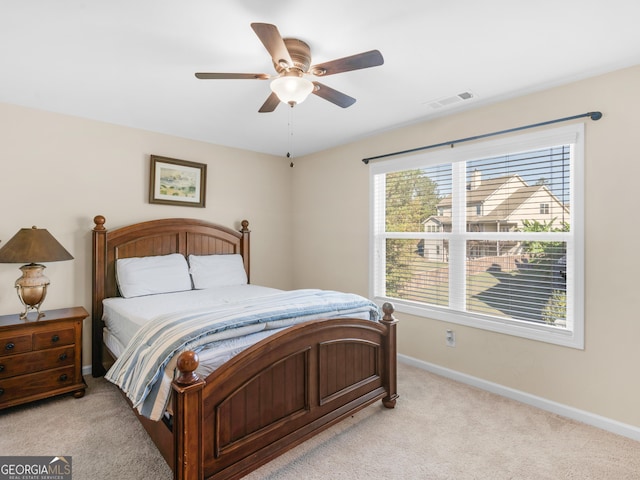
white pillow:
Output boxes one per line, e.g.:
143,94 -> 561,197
188,254 -> 248,289
116,253 -> 192,298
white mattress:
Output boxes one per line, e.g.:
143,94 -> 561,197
103,284 -> 283,350
102,284 -> 374,381
103,284 -> 287,377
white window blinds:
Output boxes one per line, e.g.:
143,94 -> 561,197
370,124 -> 584,348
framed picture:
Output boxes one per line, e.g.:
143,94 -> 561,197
149,155 -> 207,208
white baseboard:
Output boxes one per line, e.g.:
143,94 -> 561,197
398,354 -> 640,442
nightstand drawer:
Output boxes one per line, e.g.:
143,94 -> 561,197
0,365 -> 76,404
0,306 -> 87,409
0,333 -> 32,356
0,346 -> 75,379
33,326 -> 75,350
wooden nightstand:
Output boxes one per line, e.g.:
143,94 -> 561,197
0,306 -> 87,410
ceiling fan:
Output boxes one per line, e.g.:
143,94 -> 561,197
195,23 -> 384,112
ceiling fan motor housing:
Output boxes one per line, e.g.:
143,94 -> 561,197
276,38 -> 312,74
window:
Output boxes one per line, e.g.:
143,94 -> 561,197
370,124 -> 584,348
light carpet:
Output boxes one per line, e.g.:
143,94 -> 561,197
1,362 -> 639,479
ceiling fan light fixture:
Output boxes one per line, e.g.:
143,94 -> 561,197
270,72 -> 314,106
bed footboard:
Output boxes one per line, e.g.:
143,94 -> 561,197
172,304 -> 398,480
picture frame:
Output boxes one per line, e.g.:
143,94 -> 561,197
149,155 -> 207,208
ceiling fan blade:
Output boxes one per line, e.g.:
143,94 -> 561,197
312,82 -> 356,108
258,92 -> 281,113
251,23 -> 294,69
310,50 -> 384,77
195,72 -> 270,80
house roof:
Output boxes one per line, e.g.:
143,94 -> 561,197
425,175 -> 568,226
437,175 -> 525,207
488,184 -> 540,220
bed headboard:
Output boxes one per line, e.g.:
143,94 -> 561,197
91,215 -> 250,376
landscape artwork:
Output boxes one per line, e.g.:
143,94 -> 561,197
149,155 -> 207,207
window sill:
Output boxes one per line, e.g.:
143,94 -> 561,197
375,296 -> 584,349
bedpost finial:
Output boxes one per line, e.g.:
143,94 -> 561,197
241,220 -> 250,232
94,215 -> 106,231
381,302 -> 396,322
176,351 -> 201,385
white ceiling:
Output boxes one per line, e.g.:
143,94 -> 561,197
2,1 -> 640,158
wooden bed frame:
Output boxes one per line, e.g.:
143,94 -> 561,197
91,215 -> 398,480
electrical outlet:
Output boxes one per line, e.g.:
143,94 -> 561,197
446,329 -> 456,347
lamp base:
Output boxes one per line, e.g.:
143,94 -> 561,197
15,263 -> 50,320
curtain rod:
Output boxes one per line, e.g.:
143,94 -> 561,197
361,111 -> 602,164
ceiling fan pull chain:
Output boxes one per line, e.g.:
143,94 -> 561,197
288,105 -> 295,167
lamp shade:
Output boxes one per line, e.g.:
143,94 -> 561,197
270,73 -> 314,106
0,226 -> 73,263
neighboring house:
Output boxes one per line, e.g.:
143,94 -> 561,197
421,170 -> 570,261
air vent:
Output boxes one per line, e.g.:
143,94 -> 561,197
425,91 -> 475,110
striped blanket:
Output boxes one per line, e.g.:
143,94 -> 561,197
105,289 -> 380,420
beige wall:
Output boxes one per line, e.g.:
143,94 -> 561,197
2,64 -> 638,430
0,103 -> 293,366
292,64 -> 640,428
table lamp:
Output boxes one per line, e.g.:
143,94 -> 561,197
0,226 -> 73,319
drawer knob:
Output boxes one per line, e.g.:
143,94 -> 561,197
0,364 -> 4,372
0,388 -> 4,396
4,342 -> 14,351
59,374 -> 68,382
59,353 -> 67,361
51,335 -> 60,343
